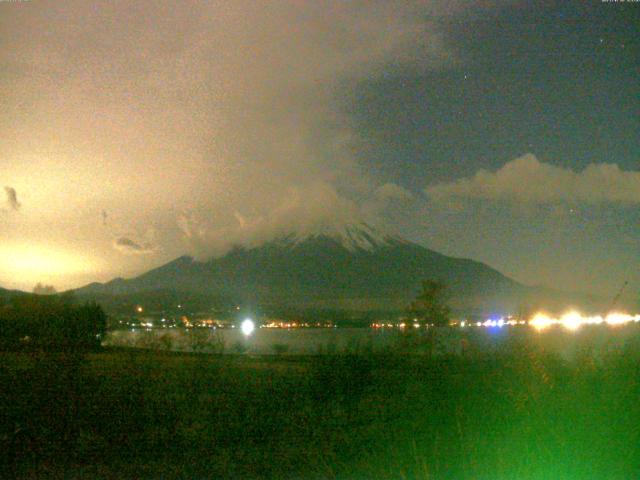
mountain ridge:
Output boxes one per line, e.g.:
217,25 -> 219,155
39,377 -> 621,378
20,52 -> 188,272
75,223 -> 551,314
75,223 -> 617,315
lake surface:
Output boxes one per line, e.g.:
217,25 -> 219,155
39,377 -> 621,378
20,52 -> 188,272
104,323 -> 640,361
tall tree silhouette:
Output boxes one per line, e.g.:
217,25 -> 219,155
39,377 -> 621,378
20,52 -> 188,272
407,280 -> 450,326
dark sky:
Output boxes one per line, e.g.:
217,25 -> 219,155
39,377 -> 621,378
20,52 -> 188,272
350,1 -> 638,185
0,0 -> 638,298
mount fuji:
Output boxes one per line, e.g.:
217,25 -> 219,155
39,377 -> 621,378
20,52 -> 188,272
74,223 -> 571,315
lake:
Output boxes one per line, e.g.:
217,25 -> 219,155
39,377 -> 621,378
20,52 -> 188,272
104,323 -> 640,361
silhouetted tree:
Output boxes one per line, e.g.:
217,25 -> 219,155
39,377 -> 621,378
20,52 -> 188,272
33,283 -> 57,295
407,280 -> 451,327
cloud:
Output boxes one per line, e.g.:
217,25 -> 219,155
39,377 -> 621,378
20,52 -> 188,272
0,0 -> 504,271
426,154 -> 640,205
375,183 -> 415,202
357,182 -> 418,226
179,181 -> 361,259
4,187 -> 20,210
113,237 -> 156,256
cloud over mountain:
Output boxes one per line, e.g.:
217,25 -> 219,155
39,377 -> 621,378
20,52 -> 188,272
178,182 -> 362,260
426,154 -> 640,205
0,0 -> 492,261
0,0 -> 512,287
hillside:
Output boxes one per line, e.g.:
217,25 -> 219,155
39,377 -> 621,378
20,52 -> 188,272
75,223 -> 605,315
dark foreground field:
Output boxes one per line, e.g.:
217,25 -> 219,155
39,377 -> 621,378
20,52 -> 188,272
1,341 -> 639,479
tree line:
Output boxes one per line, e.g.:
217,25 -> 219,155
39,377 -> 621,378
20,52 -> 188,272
0,293 -> 106,351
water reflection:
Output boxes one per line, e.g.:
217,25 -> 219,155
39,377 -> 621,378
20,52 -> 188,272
104,323 -> 640,361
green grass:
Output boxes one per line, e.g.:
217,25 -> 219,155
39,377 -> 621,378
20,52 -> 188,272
1,343 -> 639,479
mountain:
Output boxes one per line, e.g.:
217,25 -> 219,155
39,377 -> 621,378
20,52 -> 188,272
74,223 -> 595,315
0,286 -> 12,302
0,286 -> 29,303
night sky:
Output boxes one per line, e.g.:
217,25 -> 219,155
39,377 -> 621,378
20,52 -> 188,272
0,1 -> 638,297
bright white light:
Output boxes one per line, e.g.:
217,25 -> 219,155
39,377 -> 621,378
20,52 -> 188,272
606,312 -> 640,326
530,313 -> 554,331
241,318 -> 255,336
529,311 -> 640,332
560,311 -> 582,331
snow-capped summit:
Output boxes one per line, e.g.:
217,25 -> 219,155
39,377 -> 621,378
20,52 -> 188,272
279,222 -> 403,252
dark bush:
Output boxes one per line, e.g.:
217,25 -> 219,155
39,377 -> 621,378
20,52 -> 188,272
0,295 -> 106,352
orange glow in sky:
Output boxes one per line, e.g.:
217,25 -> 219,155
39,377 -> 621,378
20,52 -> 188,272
0,244 -> 101,290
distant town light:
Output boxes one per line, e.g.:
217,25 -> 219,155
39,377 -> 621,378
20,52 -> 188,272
529,311 -> 640,332
241,318 -> 255,336
530,313 -> 553,331
560,311 -> 582,331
